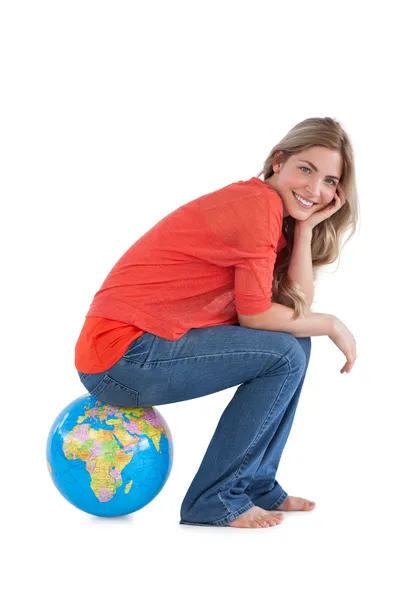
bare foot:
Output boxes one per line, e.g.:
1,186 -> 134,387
277,495 -> 316,511
227,506 -> 284,529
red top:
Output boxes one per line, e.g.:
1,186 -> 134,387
75,177 -> 288,374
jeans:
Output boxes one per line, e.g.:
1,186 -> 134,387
77,324 -> 311,526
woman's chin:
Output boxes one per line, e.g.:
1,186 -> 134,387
284,208 -> 307,220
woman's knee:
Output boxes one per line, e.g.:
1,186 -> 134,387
279,333 -> 309,372
296,336 -> 312,363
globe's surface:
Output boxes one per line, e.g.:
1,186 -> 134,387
46,393 -> 173,517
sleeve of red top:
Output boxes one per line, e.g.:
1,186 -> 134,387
234,253 -> 277,314
199,189 -> 284,316
234,191 -> 283,315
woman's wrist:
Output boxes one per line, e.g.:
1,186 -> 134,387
294,221 -> 313,240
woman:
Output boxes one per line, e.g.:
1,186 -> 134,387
75,116 -> 359,528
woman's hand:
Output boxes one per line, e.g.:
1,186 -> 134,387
329,318 -> 357,374
300,183 -> 347,231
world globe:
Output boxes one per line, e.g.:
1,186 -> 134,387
46,393 -> 173,517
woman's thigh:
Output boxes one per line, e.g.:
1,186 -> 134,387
78,325 -> 310,408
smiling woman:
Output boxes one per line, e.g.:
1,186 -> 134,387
265,146 -> 343,218
257,117 -> 359,320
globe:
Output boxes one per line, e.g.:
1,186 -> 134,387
46,393 -> 173,517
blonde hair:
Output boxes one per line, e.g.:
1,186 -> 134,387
257,117 -> 360,319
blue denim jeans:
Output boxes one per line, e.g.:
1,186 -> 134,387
77,325 -> 311,526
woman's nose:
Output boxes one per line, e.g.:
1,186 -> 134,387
306,181 -> 322,197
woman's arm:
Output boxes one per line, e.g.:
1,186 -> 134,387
287,221 -> 314,310
238,303 -> 335,337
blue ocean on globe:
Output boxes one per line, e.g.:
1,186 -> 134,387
46,393 -> 173,517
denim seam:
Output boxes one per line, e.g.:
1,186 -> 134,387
122,355 -> 153,366
145,349 -> 288,366
217,490 -> 233,514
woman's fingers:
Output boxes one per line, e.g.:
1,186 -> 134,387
341,359 -> 355,374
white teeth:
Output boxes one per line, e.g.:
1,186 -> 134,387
294,192 -> 313,206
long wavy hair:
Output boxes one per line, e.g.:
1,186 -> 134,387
257,117 -> 360,319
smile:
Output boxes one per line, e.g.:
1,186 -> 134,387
293,192 -> 314,208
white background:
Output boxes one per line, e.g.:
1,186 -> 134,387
2,1 -> 399,598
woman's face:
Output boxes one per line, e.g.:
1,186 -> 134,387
267,146 -> 343,220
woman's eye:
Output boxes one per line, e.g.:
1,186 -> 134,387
300,167 -> 336,185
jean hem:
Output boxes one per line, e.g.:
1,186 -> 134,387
264,490 -> 288,511
210,499 -> 257,527
179,500 -> 256,527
